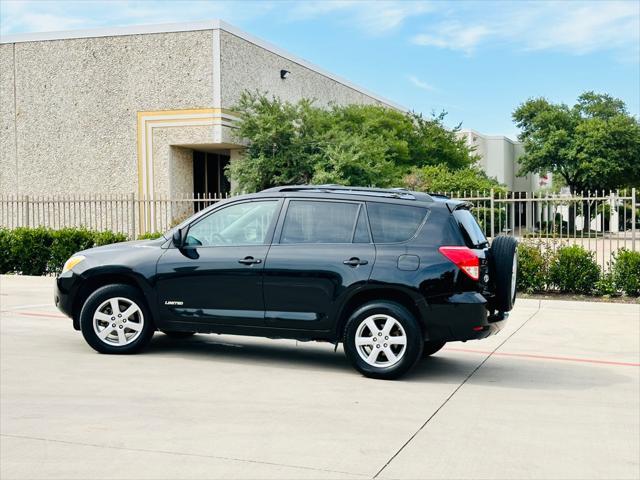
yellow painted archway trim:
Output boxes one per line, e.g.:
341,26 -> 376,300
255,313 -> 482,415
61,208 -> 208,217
136,108 -> 239,232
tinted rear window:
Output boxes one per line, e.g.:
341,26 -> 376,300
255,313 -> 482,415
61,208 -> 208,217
281,200 -> 359,244
453,209 -> 488,247
366,203 -> 428,243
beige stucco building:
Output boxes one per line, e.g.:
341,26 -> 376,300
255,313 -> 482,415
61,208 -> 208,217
0,20 -> 400,208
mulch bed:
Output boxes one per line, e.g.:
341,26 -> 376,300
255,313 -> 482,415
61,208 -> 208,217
519,293 -> 639,304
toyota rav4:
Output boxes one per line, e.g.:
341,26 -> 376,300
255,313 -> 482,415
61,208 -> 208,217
55,185 -> 518,379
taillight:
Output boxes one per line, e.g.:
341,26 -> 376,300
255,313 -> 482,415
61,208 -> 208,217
439,246 -> 480,280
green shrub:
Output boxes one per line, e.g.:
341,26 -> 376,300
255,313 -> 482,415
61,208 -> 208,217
516,242 -> 548,293
0,227 -> 129,275
612,249 -> 640,296
9,227 -> 53,276
0,228 -> 11,274
136,232 -> 164,240
94,231 -> 128,246
594,271 -> 618,297
48,228 -> 95,274
548,245 -> 601,294
403,165 -> 506,194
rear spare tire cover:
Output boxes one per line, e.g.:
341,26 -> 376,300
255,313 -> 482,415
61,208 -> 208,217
490,235 -> 518,312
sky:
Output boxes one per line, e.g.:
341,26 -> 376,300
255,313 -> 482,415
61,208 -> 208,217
1,0 -> 638,138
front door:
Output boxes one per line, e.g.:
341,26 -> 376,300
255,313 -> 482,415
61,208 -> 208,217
263,199 -> 375,331
193,151 -> 231,212
156,199 -> 281,327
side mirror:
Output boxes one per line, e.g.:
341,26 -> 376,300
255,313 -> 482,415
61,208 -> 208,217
172,228 -> 184,248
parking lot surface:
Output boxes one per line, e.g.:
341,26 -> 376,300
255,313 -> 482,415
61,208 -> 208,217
1,274 -> 639,479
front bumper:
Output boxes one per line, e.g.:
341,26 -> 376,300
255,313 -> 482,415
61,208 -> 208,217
54,271 -> 80,330
425,292 -> 507,342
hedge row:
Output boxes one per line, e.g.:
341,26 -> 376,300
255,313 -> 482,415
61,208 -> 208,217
517,242 -> 640,297
0,227 -> 163,276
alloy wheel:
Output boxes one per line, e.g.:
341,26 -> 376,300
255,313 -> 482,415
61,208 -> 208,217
92,297 -> 144,346
355,314 -> 407,367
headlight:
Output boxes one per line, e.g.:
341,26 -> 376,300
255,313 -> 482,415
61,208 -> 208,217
62,255 -> 86,273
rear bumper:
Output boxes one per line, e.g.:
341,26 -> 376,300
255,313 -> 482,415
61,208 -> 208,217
424,292 -> 507,342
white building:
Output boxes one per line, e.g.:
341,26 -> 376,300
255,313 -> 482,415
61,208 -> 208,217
458,129 -> 552,192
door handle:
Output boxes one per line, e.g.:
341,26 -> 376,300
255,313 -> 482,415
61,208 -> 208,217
238,256 -> 262,265
343,257 -> 368,267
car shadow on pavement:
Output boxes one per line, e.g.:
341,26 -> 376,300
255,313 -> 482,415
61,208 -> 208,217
146,334 -> 354,373
145,335 -> 634,389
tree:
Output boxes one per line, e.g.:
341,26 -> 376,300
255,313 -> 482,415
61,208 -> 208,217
225,93 -> 327,192
403,165 -> 506,194
228,91 -> 478,192
513,91 -> 640,193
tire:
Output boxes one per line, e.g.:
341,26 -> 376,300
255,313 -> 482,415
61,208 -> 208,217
422,340 -> 446,358
490,235 -> 518,312
161,330 -> 195,339
80,284 -> 155,354
343,301 -> 423,380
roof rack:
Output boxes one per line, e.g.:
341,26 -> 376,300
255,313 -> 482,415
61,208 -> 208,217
262,185 -> 429,201
427,193 -> 450,199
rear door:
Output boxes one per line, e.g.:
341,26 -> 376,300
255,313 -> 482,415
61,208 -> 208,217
263,199 -> 375,331
452,206 -> 491,291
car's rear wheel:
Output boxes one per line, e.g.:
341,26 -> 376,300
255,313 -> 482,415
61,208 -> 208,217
490,235 -> 518,312
80,284 -> 155,354
161,330 -> 195,339
343,301 -> 423,380
422,340 -> 446,357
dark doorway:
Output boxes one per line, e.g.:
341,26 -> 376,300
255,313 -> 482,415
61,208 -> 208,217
193,151 -> 231,211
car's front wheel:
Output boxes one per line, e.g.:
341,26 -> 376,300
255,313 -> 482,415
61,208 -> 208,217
343,301 -> 423,380
80,284 -> 155,354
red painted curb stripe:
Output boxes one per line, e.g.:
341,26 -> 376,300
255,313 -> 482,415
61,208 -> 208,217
5,311 -> 67,319
445,347 -> 640,367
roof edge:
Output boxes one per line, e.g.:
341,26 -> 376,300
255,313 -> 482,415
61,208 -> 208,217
0,19 -> 406,111
0,20 -> 223,44
459,128 -> 521,145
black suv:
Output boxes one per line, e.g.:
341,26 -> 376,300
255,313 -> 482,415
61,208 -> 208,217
55,186 -> 517,379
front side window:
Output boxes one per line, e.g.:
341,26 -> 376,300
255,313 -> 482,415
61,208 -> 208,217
185,201 -> 278,247
281,200 -> 360,244
367,202 -> 428,243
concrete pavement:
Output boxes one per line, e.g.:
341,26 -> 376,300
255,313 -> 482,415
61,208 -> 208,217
1,275 -> 638,479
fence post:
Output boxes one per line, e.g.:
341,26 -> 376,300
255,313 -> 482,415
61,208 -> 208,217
24,195 -> 30,227
489,188 -> 495,238
130,192 -> 136,240
632,187 -> 637,252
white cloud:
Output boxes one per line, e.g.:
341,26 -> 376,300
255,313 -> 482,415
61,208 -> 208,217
522,2 -> 639,55
407,74 -> 437,91
411,1 -> 639,60
0,0 -> 275,35
0,0 -> 431,38
12,12 -> 87,32
288,0 -> 432,34
412,23 -> 492,54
